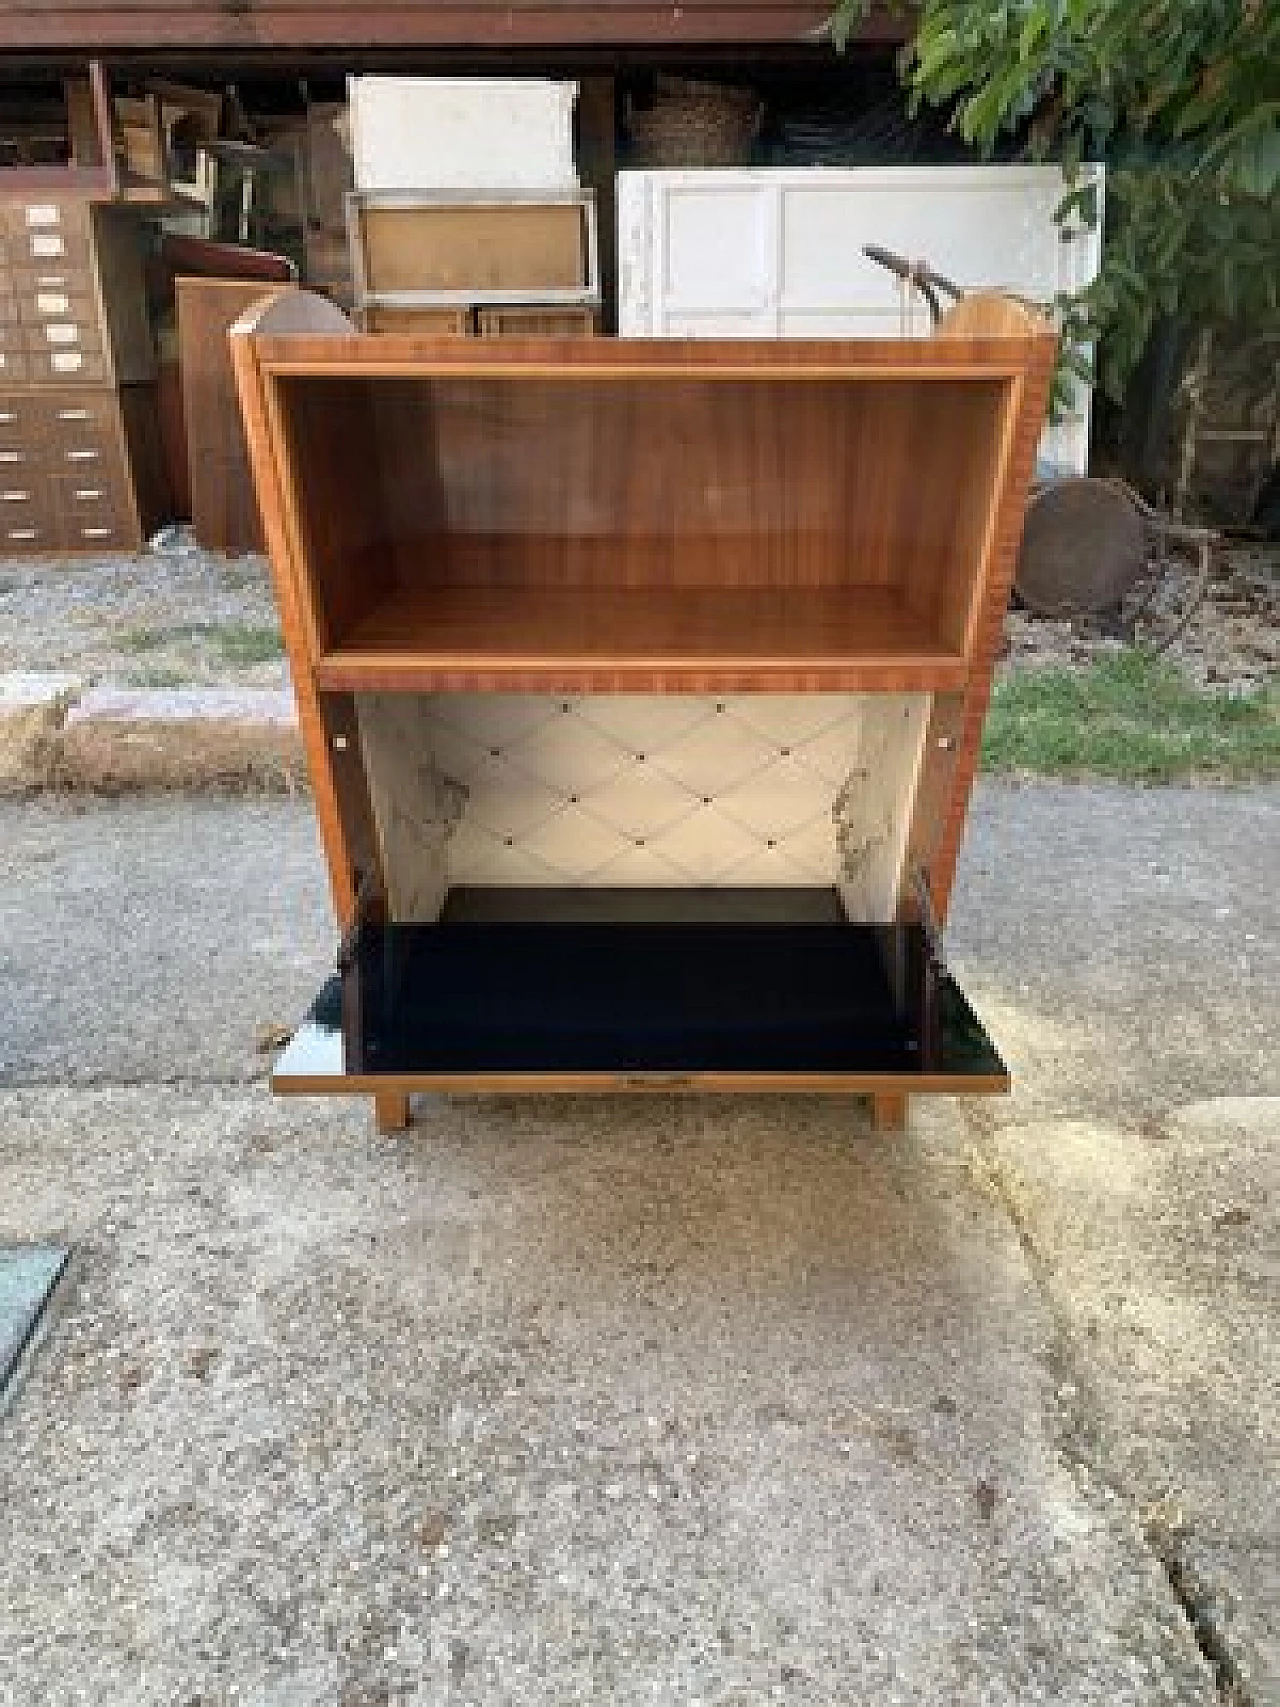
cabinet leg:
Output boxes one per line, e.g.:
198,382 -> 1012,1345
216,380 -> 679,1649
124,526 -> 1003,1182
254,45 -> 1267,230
871,1092 -> 908,1134
375,1091 -> 412,1134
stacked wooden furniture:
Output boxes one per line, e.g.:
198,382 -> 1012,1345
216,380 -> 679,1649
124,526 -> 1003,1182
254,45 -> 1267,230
0,195 -> 164,553
346,76 -> 598,338
347,188 -> 600,337
233,290 -> 1055,1133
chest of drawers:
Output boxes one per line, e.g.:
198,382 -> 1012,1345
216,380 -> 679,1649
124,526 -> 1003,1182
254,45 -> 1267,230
0,196 -> 163,555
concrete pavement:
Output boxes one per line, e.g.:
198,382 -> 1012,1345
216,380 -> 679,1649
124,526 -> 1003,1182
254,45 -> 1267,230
0,783 -> 1275,1704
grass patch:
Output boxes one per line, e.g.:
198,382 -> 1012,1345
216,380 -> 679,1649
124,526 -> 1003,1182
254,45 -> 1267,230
114,621 -> 283,667
117,625 -> 167,653
127,665 -> 189,689
983,650 -> 1280,783
209,622 -> 284,666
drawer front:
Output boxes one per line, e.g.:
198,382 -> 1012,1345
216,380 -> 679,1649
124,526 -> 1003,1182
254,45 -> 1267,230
0,394 -> 47,451
17,286 -> 99,328
19,319 -> 103,358
41,393 -> 121,462
0,348 -> 28,384
7,229 -> 92,271
50,470 -> 130,545
0,442 -> 41,477
11,264 -> 97,301
0,515 -> 55,552
0,199 -> 92,241
23,344 -> 110,386
0,482 -> 47,538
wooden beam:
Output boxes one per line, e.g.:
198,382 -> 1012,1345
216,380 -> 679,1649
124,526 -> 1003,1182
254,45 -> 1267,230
0,3 -> 911,55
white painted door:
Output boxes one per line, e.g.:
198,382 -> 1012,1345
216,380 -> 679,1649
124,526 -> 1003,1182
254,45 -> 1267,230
618,165 -> 1104,473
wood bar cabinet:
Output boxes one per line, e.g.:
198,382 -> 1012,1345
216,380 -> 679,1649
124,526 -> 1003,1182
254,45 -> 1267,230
232,290 -> 1055,1133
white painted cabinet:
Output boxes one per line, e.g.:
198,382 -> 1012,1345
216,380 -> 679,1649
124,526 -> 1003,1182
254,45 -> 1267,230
348,78 -> 578,192
618,165 -> 1104,473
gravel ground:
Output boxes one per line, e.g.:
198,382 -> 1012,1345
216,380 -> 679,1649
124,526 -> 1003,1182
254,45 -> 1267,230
0,534 -> 284,691
0,784 -> 1276,1703
1,535 -> 1275,697
1001,540 -> 1279,691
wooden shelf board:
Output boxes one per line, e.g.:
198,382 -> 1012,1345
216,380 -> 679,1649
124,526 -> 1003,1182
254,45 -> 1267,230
314,581 -> 967,693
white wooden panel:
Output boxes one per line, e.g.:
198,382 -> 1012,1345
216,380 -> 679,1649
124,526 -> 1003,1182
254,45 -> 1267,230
618,165 -> 1104,473
663,187 -> 774,311
349,77 -> 578,192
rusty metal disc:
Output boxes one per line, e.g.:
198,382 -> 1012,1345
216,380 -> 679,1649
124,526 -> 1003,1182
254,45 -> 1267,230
1015,477 -> 1148,616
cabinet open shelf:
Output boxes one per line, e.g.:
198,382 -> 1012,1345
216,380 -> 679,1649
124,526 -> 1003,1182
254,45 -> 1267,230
258,346 -> 1028,694
314,578 -> 965,693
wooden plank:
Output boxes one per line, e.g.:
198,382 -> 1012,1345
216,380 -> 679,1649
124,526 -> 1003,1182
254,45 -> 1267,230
275,1066 -> 1008,1096
0,4 -> 909,54
229,289 -> 375,926
871,1091 -> 908,1132
177,276 -> 292,554
475,305 -> 598,336
252,333 -> 1040,377
374,1090 -> 411,1132
316,584 -> 965,695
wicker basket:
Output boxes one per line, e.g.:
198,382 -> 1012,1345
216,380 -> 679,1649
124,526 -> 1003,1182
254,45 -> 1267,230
625,77 -> 761,169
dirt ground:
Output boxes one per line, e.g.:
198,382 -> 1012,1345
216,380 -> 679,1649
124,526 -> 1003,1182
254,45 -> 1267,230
1002,539 -> 1279,691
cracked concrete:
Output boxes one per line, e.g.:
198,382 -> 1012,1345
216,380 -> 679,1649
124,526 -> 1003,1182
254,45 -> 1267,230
0,782 -> 1275,1704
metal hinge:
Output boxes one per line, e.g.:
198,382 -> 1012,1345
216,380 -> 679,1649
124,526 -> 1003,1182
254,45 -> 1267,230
337,868 -> 381,974
910,866 -> 946,975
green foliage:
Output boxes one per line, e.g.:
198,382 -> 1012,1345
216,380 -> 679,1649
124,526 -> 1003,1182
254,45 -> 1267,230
830,0 -> 1280,399
982,650 -> 1280,781
210,623 -> 285,666
114,620 -> 284,667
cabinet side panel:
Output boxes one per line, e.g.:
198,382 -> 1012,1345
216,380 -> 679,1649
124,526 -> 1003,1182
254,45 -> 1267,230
927,345 -> 1058,918
272,376 -> 396,650
231,339 -> 373,923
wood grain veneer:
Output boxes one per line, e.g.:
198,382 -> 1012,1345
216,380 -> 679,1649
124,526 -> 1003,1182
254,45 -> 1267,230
232,291 -> 1055,1123
316,581 -> 964,695
177,276 -> 293,554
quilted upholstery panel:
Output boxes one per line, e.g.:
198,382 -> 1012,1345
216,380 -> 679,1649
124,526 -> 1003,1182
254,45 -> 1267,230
355,693 -> 930,919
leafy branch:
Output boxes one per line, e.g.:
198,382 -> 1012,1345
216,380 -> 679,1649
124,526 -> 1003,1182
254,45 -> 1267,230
830,0 -> 1280,399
